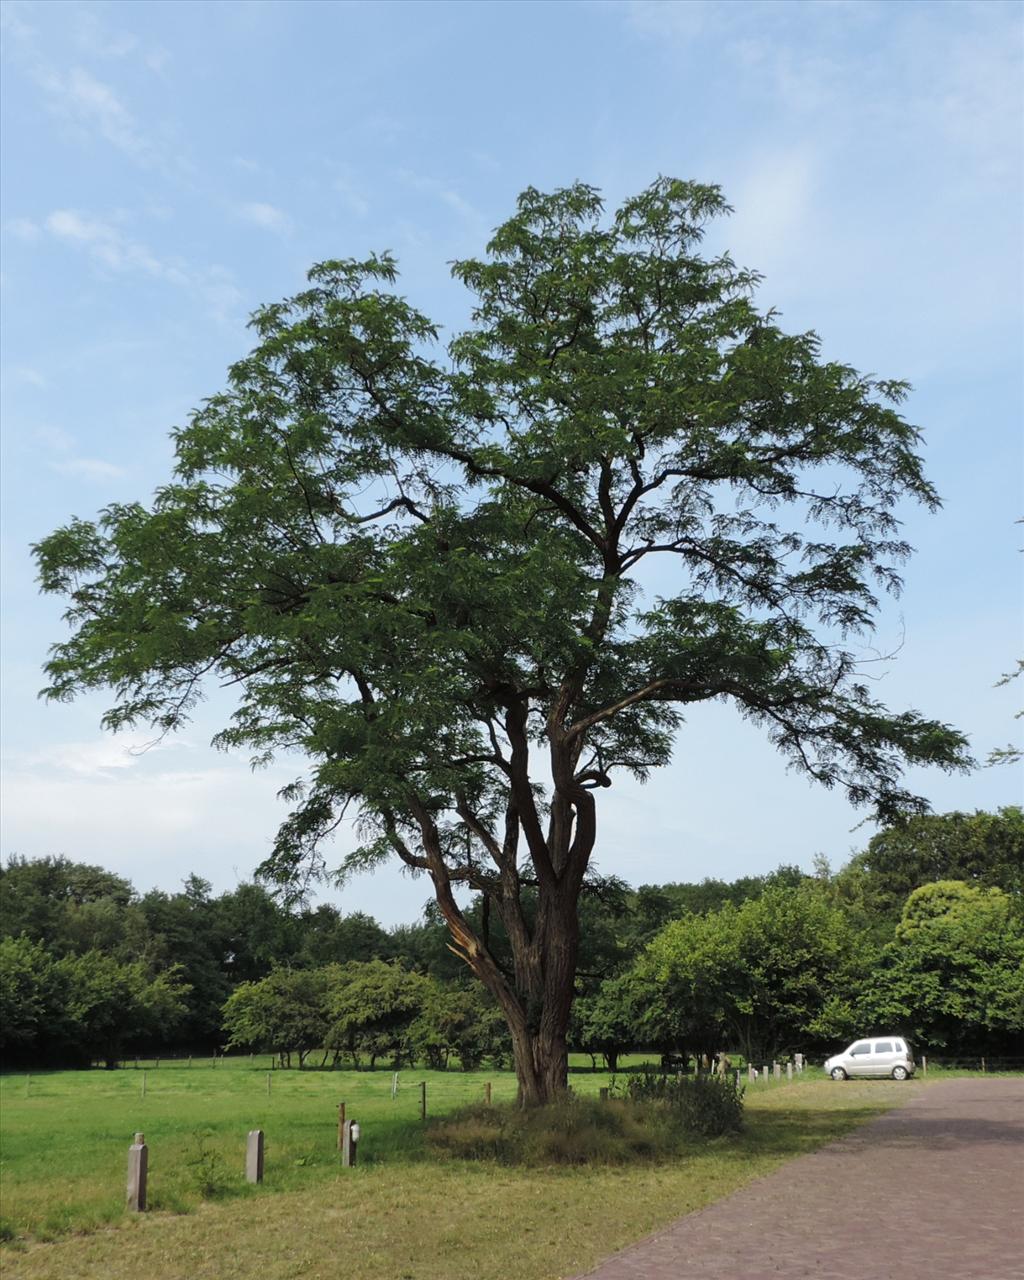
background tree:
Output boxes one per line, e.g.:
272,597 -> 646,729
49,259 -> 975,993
642,884 -> 873,1062
222,967 -> 331,1067
34,179 -> 970,1104
324,960 -> 429,1069
833,806 -> 1023,932
864,881 -> 1024,1055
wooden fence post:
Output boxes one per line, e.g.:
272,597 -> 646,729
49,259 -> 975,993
773,1062 -> 781,1081
747,1064 -> 755,1083
420,1080 -> 427,1121
922,1055 -> 928,1075
598,1087 -> 609,1101
142,1070 -> 147,1099
484,1082 -> 492,1105
336,1101 -> 346,1151
245,1129 -> 264,1184
266,1072 -> 272,1097
127,1133 -> 148,1212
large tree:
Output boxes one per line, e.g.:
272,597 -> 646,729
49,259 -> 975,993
35,180 -> 969,1104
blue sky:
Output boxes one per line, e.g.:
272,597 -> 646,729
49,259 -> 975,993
2,0 -> 1021,924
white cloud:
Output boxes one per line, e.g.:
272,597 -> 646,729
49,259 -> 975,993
333,178 -> 370,218
237,201 -> 292,234
38,66 -> 150,160
397,171 -> 486,227
16,733 -> 185,778
42,210 -> 243,324
4,217 -> 41,242
8,366 -> 46,388
33,425 -> 74,454
45,209 -> 188,282
51,458 -> 129,482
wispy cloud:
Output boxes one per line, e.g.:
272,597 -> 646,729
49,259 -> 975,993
4,217 -> 42,242
236,201 -> 293,234
397,171 -> 486,227
45,210 -> 187,281
333,177 -> 370,218
51,458 -> 129,482
18,734 -> 186,778
42,210 -> 243,323
7,366 -> 46,388
38,66 -> 151,160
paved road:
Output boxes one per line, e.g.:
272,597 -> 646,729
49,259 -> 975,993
574,1078 -> 1024,1280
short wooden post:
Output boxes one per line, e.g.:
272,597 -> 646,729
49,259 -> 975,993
773,1062 -> 781,1081
391,1072 -> 399,1100
245,1129 -> 264,1184
341,1119 -> 358,1167
598,1086 -> 609,1101
142,1070 -> 147,1099
484,1082 -> 492,1105
786,1062 -> 793,1081
266,1072 -> 272,1097
127,1133 -> 148,1211
747,1064 -> 755,1083
981,1057 -> 987,1073
155,1058 -> 160,1069
336,1101 -> 346,1151
188,1055 -> 192,1068
922,1055 -> 928,1074
735,1069 -> 741,1088
420,1080 -> 427,1121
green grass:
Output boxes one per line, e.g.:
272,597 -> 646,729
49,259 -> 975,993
0,1060 -> 925,1280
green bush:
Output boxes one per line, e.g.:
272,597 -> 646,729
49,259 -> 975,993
427,1095 -> 682,1166
623,1070 -> 744,1136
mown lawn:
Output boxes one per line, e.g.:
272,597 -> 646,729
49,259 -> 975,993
0,1057 -> 921,1279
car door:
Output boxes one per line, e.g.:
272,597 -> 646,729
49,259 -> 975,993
872,1040 -> 896,1077
847,1040 -> 873,1076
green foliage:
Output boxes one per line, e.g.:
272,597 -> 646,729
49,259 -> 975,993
184,1130 -> 233,1200
409,982 -> 511,1070
324,960 -> 429,1067
640,884 -> 875,1061
222,967 -> 331,1065
834,806 -> 1023,929
864,881 -> 1024,1053
622,1070 -> 744,1136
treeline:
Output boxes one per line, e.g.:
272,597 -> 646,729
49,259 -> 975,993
1,807 -> 1021,1069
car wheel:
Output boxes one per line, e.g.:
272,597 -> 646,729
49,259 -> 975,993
830,1066 -> 847,1081
892,1065 -> 908,1081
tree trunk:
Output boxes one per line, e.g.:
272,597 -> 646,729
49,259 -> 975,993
490,891 -> 580,1107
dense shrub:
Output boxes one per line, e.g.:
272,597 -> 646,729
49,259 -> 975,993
426,1096 -> 683,1165
623,1070 -> 744,1136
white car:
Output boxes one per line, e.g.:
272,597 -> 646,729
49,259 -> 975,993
824,1036 -> 916,1081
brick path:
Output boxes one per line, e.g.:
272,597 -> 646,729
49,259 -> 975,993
573,1078 -> 1024,1280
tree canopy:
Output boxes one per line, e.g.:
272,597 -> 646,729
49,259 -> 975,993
35,179 -> 970,1102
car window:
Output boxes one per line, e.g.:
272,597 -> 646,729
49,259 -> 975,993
894,1040 -> 904,1052
850,1042 -> 872,1055
874,1042 -> 893,1053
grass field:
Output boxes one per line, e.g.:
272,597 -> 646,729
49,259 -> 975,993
0,1054 -> 934,1279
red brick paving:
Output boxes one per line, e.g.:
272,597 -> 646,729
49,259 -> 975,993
572,1078 -> 1024,1280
